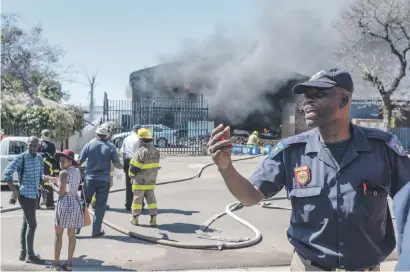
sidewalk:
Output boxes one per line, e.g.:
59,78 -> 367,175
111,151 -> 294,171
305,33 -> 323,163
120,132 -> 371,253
169,260 -> 397,271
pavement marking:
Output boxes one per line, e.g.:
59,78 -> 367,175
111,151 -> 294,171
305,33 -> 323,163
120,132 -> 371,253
1,212 -> 54,219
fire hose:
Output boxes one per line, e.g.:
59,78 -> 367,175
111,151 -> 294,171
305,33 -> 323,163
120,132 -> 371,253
90,154 -> 292,250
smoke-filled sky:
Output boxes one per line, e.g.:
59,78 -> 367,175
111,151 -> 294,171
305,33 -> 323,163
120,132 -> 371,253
3,0 -> 408,116
154,0 -> 355,123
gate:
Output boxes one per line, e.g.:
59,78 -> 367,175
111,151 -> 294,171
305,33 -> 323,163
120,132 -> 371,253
102,93 -> 213,155
392,127 -> 410,151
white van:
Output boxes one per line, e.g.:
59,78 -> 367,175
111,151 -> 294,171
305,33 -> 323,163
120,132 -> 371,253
1,136 -> 29,185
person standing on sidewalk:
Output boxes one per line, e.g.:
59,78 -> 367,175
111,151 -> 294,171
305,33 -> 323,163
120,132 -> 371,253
207,69 -> 410,271
129,128 -> 160,227
121,124 -> 142,211
77,125 -> 123,237
38,129 -> 59,209
90,123 -> 115,210
53,149 -> 83,271
3,136 -> 47,264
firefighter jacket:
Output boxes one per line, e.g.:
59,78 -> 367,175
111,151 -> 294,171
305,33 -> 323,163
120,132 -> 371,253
41,152 -> 60,177
128,143 -> 160,189
247,134 -> 260,146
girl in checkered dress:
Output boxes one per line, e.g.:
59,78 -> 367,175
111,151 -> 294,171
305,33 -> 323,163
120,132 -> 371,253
53,150 -> 83,271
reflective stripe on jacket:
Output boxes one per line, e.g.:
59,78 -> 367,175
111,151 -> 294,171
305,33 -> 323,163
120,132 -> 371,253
128,144 -> 160,186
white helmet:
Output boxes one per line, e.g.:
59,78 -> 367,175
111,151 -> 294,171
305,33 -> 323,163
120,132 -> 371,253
95,125 -> 109,136
100,123 -> 113,136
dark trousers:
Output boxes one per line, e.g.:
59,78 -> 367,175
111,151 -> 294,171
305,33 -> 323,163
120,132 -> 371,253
85,179 -> 110,236
123,159 -> 133,210
43,184 -> 55,207
19,195 -> 38,257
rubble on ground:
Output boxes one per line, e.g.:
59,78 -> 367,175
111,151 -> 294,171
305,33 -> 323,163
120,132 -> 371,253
195,135 -> 280,146
229,136 -> 280,146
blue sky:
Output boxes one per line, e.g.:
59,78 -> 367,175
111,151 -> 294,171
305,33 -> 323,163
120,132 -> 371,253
2,0 -> 265,106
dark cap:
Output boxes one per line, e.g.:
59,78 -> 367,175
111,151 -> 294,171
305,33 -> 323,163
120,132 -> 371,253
292,68 -> 354,94
132,124 -> 142,132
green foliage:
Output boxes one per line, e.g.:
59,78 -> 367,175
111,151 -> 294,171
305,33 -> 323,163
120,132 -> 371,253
1,104 -> 84,141
0,13 -> 81,140
1,13 -> 70,102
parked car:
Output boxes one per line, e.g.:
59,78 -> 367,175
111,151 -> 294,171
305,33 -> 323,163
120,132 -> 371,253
111,124 -> 180,148
1,136 -> 29,185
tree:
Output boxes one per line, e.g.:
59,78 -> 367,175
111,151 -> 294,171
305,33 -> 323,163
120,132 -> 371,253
84,69 -> 98,121
337,0 -> 410,131
1,13 -> 70,102
1,13 -> 84,140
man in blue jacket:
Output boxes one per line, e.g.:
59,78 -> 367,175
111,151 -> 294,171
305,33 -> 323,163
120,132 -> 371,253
394,180 -> 410,271
77,125 -> 123,237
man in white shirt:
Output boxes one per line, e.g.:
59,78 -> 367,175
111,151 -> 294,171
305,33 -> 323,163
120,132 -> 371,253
121,125 -> 142,211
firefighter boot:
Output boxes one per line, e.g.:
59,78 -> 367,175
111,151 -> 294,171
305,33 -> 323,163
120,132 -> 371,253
150,215 -> 157,227
130,216 -> 139,226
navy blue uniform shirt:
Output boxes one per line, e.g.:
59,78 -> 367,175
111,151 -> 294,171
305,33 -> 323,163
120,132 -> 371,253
250,124 -> 410,271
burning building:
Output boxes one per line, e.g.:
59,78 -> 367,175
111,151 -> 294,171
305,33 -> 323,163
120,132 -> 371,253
129,58 -> 310,138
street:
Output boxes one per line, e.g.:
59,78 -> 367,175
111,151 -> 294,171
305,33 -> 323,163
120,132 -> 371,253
1,156 -> 399,271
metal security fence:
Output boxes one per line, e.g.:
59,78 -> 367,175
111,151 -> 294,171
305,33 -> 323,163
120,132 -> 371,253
2,126 -> 33,136
102,93 -> 213,155
392,127 -> 410,151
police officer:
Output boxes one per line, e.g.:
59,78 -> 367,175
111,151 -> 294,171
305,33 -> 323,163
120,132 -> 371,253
129,128 -> 160,227
207,68 -> 410,271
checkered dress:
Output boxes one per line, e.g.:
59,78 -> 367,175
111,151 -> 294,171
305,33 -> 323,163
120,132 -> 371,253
55,167 -> 84,228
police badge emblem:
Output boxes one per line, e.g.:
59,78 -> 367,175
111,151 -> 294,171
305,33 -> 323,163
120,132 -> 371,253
387,135 -> 407,156
294,166 -> 311,186
309,70 -> 326,81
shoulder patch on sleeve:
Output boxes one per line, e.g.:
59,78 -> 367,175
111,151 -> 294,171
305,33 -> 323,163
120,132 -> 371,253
269,140 -> 289,159
360,126 -> 391,142
387,135 -> 407,156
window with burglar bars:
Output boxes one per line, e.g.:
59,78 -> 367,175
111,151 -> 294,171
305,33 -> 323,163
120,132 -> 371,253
103,94 -> 213,155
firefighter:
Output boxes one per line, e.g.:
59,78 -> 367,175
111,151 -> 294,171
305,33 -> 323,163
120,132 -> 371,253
39,152 -> 60,209
247,131 -> 260,146
38,129 -> 59,209
129,128 -> 160,227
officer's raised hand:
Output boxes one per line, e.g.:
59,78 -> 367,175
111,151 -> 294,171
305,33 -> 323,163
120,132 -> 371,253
207,124 -> 234,169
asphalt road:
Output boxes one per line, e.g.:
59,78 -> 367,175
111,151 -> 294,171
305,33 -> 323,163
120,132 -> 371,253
0,155 -> 399,271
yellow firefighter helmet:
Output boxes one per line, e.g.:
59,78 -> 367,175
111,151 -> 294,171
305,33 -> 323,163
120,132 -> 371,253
253,131 -> 258,135
137,128 -> 153,139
